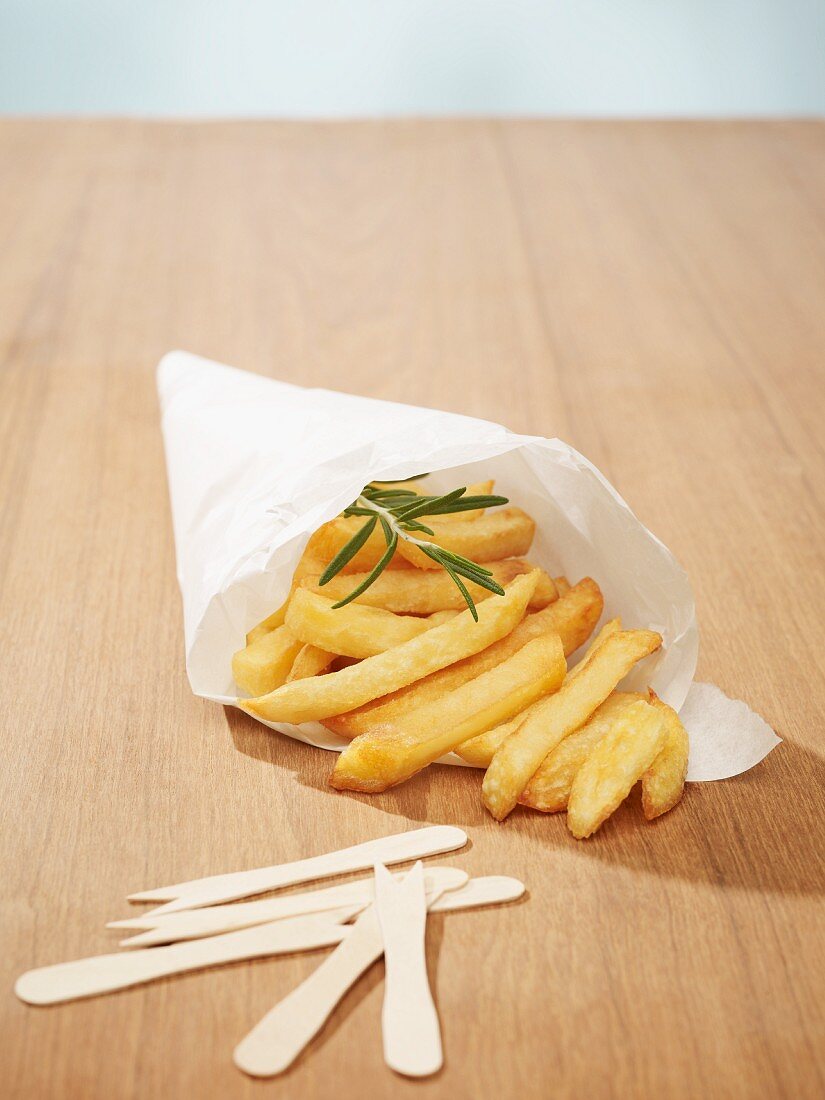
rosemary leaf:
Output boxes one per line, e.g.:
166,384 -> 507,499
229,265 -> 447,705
370,473 -> 428,485
435,548 -> 496,576
427,494 -> 509,514
369,489 -> 421,499
447,563 -> 506,595
332,532 -> 399,608
394,488 -> 469,523
441,561 -> 479,622
399,519 -> 435,535
318,514 -> 378,585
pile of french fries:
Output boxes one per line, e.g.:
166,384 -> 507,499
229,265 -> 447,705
233,481 -> 689,838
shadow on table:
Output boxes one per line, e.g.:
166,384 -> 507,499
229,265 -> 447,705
225,707 -> 825,899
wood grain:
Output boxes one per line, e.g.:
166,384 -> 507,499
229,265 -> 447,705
1,119 -> 824,1100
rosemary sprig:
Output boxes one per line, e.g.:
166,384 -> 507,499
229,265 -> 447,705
318,479 -> 510,620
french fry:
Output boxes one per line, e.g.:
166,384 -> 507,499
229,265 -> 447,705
457,618 -> 620,759
303,558 -> 557,615
554,576 -> 571,596
323,577 -> 603,739
232,625 -> 304,698
241,572 -> 539,724
566,698 -> 666,838
535,577 -> 605,657
309,517 -> 403,574
481,629 -> 662,821
285,588 -> 444,659
396,508 -> 535,569
425,610 -> 461,626
245,534 -> 329,644
519,692 -> 645,811
246,603 -> 288,646
455,705 -> 540,768
458,665 -> 629,768
286,644 -> 336,683
564,618 -> 621,680
641,691 -> 689,820
331,633 -> 566,792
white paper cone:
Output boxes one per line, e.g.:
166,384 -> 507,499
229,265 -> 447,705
157,351 -> 778,780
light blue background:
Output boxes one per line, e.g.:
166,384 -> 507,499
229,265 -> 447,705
1,1 -> 824,117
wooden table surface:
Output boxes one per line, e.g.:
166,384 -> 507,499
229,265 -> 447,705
2,119 -> 824,1100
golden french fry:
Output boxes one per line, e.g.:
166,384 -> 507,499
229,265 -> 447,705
456,704 -> 540,768
544,577 -> 605,657
460,617 -> 619,762
566,698 -> 666,838
564,618 -> 621,680
641,690 -> 690,820
309,517 -> 400,573
241,571 -> 539,724
245,534 -> 330,644
425,610 -> 461,626
396,508 -> 535,569
232,625 -> 304,698
331,633 -> 566,792
554,576 -> 571,596
481,629 -> 662,821
286,644 -> 336,683
246,603 -> 288,646
458,678 -> 633,769
285,588 -> 443,659
303,558 -> 556,615
323,577 -> 603,739
519,692 -> 645,811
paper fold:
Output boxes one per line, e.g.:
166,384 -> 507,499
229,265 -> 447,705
157,351 -> 778,782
